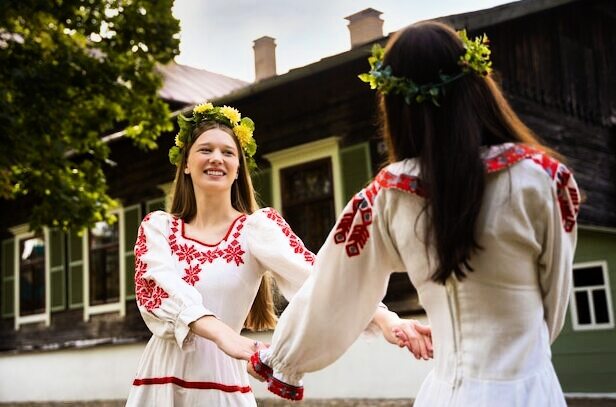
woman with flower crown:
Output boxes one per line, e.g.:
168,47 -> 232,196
125,102 -> 432,406
249,22 -> 580,406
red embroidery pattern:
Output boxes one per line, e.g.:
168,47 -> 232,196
334,170 -> 424,257
263,208 -> 315,265
485,144 -> 580,232
555,165 -> 580,232
182,263 -> 202,285
134,213 -> 250,312
134,217 -> 170,312
222,240 -> 245,266
168,215 -> 248,283
250,352 -> 303,401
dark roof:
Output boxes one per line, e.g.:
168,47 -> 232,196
435,0 -> 579,30
156,62 -> 247,104
218,0 -> 581,104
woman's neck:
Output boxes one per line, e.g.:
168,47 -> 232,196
191,191 -> 240,228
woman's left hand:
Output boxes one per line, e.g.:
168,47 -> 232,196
375,309 -> 433,360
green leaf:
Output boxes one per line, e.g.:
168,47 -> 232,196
0,0 -> 180,231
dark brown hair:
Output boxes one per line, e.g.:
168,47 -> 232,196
170,121 -> 276,330
380,21 -> 554,284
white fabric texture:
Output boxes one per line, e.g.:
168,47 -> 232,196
126,208 -> 312,406
261,143 -> 579,406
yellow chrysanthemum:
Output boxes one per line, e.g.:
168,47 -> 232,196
220,105 -> 241,125
174,133 -> 184,148
194,102 -> 214,114
233,124 -> 253,148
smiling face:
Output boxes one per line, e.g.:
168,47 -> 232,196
184,127 -> 240,195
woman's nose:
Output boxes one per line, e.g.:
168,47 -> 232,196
209,150 -> 223,163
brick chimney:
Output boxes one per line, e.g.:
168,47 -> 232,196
253,36 -> 277,81
345,8 -> 384,48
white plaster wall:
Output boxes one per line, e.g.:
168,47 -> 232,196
0,320 -> 432,402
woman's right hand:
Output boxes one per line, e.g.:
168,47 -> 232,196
189,315 -> 258,361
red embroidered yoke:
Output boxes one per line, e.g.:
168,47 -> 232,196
127,208 -> 314,407
259,143 -> 579,406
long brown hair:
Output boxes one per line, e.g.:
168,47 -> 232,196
170,121 -> 277,330
380,21 -> 555,284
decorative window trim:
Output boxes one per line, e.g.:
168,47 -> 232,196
82,208 -> 126,321
9,225 -> 51,330
124,204 -> 142,301
67,231 -> 84,309
263,136 -> 344,215
1,238 -> 15,318
570,260 -> 614,331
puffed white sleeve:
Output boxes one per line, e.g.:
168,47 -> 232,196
245,208 -> 314,301
538,165 -> 580,343
250,188 -> 404,401
134,211 -> 215,349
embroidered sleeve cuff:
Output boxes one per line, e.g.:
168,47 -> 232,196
250,350 -> 304,401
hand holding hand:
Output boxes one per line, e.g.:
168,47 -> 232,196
388,318 -> 433,360
247,341 -> 270,382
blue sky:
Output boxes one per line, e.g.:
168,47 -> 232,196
172,0 -> 515,82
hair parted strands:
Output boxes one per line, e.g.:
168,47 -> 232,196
170,120 -> 277,330
377,21 -> 557,284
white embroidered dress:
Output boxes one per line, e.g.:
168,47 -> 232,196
256,143 -> 580,406
125,208 -> 314,406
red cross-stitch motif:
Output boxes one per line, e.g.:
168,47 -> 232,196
334,170 -> 424,257
262,208 -> 315,265
223,240 -> 246,266
485,144 -> 579,232
182,263 -> 202,286
134,218 -> 170,312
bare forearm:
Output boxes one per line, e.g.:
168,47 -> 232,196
189,315 -> 231,346
189,315 -> 257,361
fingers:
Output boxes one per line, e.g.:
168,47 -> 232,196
414,322 -> 432,337
246,360 -> 266,382
398,321 -> 432,360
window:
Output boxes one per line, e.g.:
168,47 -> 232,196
83,208 -> 128,319
10,225 -> 51,329
19,235 -> 46,316
264,137 -> 345,249
571,261 -> 614,330
281,158 -> 336,252
89,221 -> 120,306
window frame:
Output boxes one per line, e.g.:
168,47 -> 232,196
82,208 -> 127,320
10,225 -> 51,329
263,136 -> 344,215
570,260 -> 614,331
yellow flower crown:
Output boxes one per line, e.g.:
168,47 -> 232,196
169,102 -> 257,170
359,30 -> 493,106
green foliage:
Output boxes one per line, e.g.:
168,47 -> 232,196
0,0 -> 180,231
359,31 -> 492,106
170,103 -> 258,172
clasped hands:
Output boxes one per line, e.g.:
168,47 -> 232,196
245,316 -> 433,383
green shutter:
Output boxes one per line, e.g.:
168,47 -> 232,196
252,168 -> 272,207
124,205 -> 141,299
340,142 -> 373,202
1,239 -> 15,317
146,197 -> 166,213
49,229 -> 66,311
68,231 -> 84,308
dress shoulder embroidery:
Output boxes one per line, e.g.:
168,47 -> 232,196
334,168 -> 424,258
135,213 -> 170,312
485,144 -> 580,232
261,208 -> 315,265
